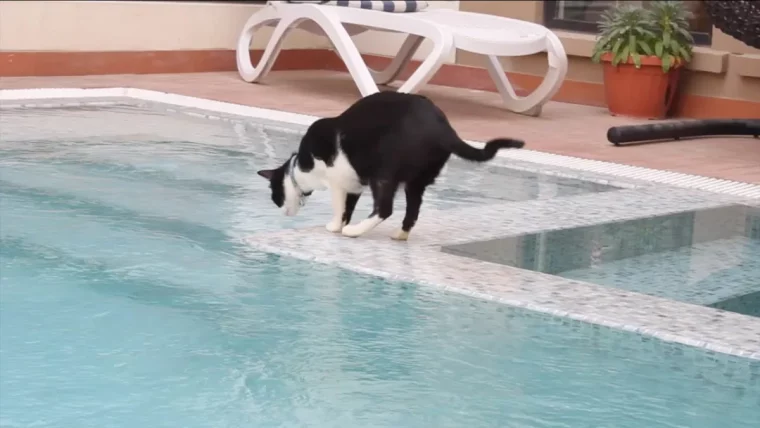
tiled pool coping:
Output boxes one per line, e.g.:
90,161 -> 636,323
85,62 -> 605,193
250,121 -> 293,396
3,87 -> 760,361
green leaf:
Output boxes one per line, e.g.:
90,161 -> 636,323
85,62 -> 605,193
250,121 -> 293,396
638,40 -> 653,55
678,46 -> 692,61
632,52 -> 642,68
677,27 -> 694,42
592,51 -> 603,63
662,54 -> 672,72
628,34 -> 637,54
633,27 -> 656,38
670,39 -> 681,53
616,45 -> 630,66
621,45 -> 630,59
663,30 -> 671,47
655,41 -> 664,57
612,38 -> 624,55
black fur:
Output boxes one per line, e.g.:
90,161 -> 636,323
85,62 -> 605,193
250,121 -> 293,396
257,167 -> 286,207
257,155 -> 311,208
258,91 -> 524,236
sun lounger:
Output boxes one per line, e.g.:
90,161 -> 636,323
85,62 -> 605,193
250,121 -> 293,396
236,1 -> 568,116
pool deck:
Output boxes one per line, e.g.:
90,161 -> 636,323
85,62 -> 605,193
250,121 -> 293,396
2,70 -> 759,184
4,72 -> 760,362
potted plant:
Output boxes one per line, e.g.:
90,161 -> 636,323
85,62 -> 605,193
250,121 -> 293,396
591,1 -> 695,119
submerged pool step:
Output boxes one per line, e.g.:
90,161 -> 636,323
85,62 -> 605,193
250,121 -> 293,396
0,140 -> 254,195
0,235 -> 294,336
0,165 -> 239,231
0,179 -> 233,250
0,189 -> 255,290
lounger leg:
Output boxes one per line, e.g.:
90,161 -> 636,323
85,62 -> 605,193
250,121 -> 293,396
484,32 -> 568,116
396,28 -> 453,94
237,7 -> 294,83
302,9 -> 380,96
368,35 -> 423,85
484,56 -> 541,117
238,4 -> 380,96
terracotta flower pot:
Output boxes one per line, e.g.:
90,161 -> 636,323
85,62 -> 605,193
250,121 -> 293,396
600,53 -> 683,119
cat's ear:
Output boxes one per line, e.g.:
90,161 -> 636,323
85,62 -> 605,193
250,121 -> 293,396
257,169 -> 275,180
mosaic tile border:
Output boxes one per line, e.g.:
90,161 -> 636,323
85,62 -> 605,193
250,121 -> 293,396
2,87 -> 759,199
4,87 -> 760,362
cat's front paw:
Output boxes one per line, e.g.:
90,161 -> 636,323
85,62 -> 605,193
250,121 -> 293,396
341,224 -> 364,238
390,229 -> 409,241
325,219 -> 345,233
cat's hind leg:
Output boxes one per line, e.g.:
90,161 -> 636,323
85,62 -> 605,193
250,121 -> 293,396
342,193 -> 361,225
391,182 -> 426,241
342,179 -> 397,238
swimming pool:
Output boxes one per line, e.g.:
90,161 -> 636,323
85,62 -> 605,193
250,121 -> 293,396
443,205 -> 760,317
2,97 -> 760,427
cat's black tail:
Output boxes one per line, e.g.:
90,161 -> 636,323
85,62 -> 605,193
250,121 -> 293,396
446,137 -> 525,162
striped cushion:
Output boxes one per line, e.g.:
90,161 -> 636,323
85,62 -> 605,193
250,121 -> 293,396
284,1 -> 429,13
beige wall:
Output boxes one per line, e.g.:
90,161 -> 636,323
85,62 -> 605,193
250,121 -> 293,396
2,0 -> 755,100
0,1 -> 324,51
458,1 -> 760,102
0,0 -> 459,62
352,1 -> 459,62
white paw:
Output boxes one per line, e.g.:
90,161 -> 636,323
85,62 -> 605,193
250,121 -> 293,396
325,219 -> 345,233
390,229 -> 409,241
341,224 -> 364,238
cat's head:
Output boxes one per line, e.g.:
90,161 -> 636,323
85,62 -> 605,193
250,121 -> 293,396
257,154 -> 311,217
258,119 -> 335,216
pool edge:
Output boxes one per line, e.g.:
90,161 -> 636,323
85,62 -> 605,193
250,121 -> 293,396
2,86 -> 759,199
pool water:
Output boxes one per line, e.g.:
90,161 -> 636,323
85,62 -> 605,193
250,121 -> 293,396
2,103 -> 760,428
443,205 -> 760,317
0,102 -> 617,218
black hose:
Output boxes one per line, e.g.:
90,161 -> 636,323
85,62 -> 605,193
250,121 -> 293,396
607,119 -> 760,146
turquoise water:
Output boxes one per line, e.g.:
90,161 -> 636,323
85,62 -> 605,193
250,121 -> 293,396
442,206 -> 760,317
2,103 -> 760,428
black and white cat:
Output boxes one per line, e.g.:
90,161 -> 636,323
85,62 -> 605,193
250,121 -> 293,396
257,91 -> 524,240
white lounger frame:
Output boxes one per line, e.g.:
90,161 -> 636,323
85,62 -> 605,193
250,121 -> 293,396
236,1 -> 569,116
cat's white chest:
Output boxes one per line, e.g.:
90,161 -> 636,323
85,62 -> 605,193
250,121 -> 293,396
323,151 -> 363,193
